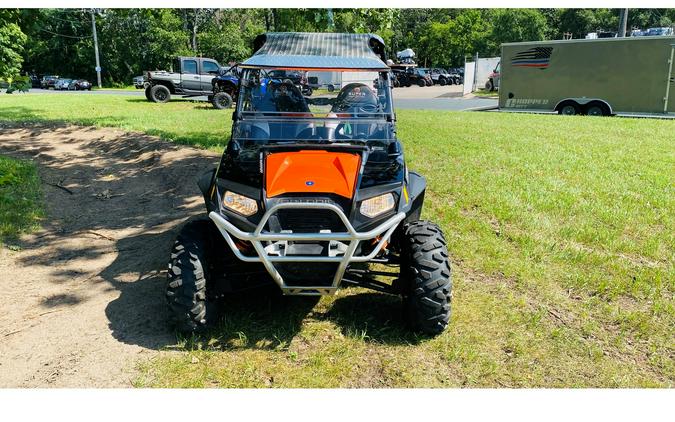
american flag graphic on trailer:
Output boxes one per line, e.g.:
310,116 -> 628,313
511,47 -> 553,68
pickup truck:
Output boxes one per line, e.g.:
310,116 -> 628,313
145,56 -> 222,103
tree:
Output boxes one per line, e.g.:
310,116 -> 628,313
558,9 -> 597,39
0,9 -> 27,79
197,9 -> 266,65
417,10 -> 493,67
19,9 -> 93,81
490,9 -> 548,47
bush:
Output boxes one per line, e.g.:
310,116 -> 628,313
3,75 -> 30,94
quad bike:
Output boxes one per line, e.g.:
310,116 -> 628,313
166,32 -> 452,336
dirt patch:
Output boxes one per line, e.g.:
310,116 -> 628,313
0,123 -> 218,387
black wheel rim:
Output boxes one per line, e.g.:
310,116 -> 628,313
562,105 -> 576,115
588,106 -> 602,116
156,90 -> 167,101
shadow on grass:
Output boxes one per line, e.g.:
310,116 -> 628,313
176,289 -> 426,351
0,105 -> 45,122
179,290 -> 321,351
324,291 -> 427,345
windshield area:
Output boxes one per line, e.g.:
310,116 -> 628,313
234,68 -> 394,145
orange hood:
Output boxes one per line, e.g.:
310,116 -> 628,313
265,150 -> 361,199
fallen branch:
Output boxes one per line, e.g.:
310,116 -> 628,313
3,323 -> 38,337
547,308 -> 568,326
46,181 -> 73,195
83,230 -> 115,241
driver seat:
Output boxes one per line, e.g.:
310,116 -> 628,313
331,83 -> 379,139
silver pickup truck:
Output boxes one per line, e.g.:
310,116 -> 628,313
145,56 -> 222,103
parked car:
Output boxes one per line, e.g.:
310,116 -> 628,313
447,67 -> 464,84
41,75 -> 59,89
133,75 -> 146,89
391,68 -> 408,87
428,68 -> 455,86
645,27 -> 674,36
69,79 -> 92,91
408,67 -> 433,87
266,69 -> 313,96
389,65 -> 431,87
485,61 -> 500,91
145,56 -> 222,103
55,78 -> 73,90
29,74 -> 42,88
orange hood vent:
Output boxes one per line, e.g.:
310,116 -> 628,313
266,150 -> 361,199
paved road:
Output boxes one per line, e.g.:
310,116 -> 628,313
21,88 -> 498,111
394,98 -> 496,111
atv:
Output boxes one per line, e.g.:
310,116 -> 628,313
166,32 -> 452,336
210,65 -> 240,109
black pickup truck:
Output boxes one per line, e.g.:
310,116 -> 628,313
145,56 -> 222,103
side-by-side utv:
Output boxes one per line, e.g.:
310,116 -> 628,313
166,32 -> 452,335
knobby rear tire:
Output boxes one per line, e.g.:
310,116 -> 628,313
212,91 -> 233,109
150,84 -> 171,103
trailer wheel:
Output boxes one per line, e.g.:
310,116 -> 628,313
584,102 -> 609,117
558,102 -> 580,116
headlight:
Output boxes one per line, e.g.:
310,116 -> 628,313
360,193 -> 395,218
223,191 -> 258,216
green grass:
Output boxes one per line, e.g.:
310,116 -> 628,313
93,85 -> 138,91
473,88 -> 499,98
1,94 -> 673,387
0,156 -> 44,245
0,94 -> 231,149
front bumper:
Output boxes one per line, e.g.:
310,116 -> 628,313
209,202 -> 405,295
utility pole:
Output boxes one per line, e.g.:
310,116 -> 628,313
91,9 -> 102,88
618,8 -> 629,37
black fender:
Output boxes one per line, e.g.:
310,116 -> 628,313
401,171 -> 426,224
151,80 -> 176,94
198,168 -> 217,212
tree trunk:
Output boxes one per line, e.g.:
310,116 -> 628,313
192,9 -> 199,52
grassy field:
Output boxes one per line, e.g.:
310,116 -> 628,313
0,156 -> 43,246
0,94 -> 230,149
1,94 -> 673,387
472,88 -> 499,98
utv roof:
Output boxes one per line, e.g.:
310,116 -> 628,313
241,32 -> 390,71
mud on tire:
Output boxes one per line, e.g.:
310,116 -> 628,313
400,220 -> 452,335
166,219 -> 216,333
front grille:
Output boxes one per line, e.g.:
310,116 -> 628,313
274,208 -> 346,233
